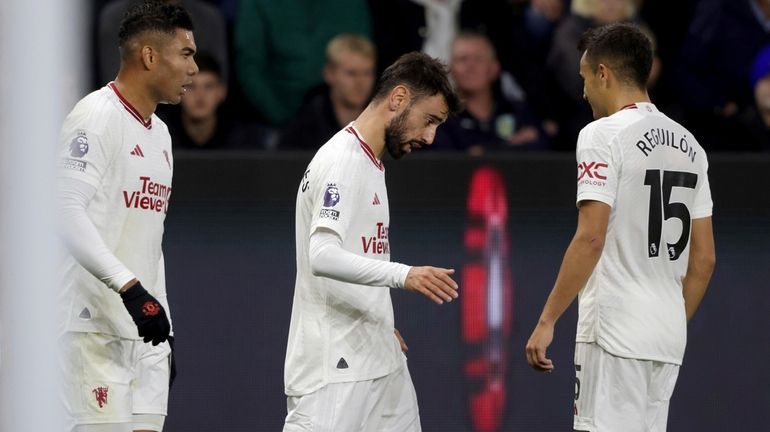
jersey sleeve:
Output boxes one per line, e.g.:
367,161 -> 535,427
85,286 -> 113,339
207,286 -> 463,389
58,177 -> 136,292
57,128 -> 115,188
308,162 -> 360,242
691,155 -> 713,219
309,228 -> 410,288
575,122 -> 619,207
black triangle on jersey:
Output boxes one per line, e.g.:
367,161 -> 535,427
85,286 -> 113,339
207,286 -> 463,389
336,357 -> 349,369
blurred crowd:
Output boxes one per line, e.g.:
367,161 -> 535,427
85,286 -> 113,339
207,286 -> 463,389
91,0 -> 770,153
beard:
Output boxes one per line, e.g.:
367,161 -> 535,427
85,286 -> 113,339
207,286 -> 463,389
384,107 -> 411,160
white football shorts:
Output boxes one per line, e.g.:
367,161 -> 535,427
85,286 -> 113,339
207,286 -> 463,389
573,342 -> 680,432
283,354 -> 420,432
60,332 -> 171,431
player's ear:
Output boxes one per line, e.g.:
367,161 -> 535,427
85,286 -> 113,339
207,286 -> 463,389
141,45 -> 157,71
597,63 -> 609,87
388,85 -> 409,112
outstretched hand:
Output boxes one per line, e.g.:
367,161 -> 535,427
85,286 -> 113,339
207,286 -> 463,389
526,321 -> 555,373
404,267 -> 458,304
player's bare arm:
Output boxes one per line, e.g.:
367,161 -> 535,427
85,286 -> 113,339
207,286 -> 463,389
404,266 -> 459,304
682,217 -> 716,321
526,200 -> 610,372
119,278 -> 139,293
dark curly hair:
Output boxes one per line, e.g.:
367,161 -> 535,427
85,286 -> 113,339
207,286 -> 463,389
371,52 -> 461,115
118,0 -> 194,56
578,23 -> 652,90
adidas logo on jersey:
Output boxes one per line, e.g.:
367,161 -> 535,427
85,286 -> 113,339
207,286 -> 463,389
130,145 -> 145,157
372,193 -> 381,205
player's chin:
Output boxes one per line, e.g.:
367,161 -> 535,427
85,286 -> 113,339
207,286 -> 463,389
166,94 -> 184,105
401,142 -> 423,155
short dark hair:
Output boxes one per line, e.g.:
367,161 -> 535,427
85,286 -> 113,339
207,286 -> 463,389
118,0 -> 194,54
578,23 -> 652,89
371,52 -> 461,114
194,51 -> 221,78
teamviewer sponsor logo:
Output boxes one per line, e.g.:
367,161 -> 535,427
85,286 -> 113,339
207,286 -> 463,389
123,176 -> 172,213
362,222 -> 390,254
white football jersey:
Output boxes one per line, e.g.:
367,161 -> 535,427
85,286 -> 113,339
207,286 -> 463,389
58,83 -> 173,339
574,102 -> 712,365
285,125 -> 402,396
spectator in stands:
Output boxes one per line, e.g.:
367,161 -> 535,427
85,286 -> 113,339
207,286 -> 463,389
97,0 -> 228,86
676,0 -> 770,150
368,0 -> 535,96
546,0 -> 651,150
163,52 -> 238,149
234,0 -> 371,127
733,45 -> 770,151
279,35 -> 377,150
524,0 -> 568,46
678,0 -> 770,119
433,32 -> 546,154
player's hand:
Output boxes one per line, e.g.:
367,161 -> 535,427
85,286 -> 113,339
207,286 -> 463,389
120,281 -> 171,346
526,321 -> 555,373
394,329 -> 408,353
404,267 -> 459,304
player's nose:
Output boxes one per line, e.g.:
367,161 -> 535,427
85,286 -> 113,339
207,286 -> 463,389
422,127 -> 437,145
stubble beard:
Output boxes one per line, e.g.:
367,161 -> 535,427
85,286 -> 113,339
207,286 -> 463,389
384,107 -> 411,160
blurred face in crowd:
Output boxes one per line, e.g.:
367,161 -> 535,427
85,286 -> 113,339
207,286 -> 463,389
450,36 -> 500,95
384,91 -> 449,159
580,51 -> 609,119
181,70 -> 226,121
593,0 -> 630,24
154,28 -> 198,104
324,50 -> 376,110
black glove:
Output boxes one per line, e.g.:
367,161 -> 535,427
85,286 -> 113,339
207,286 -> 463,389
120,281 -> 170,346
168,336 -> 177,389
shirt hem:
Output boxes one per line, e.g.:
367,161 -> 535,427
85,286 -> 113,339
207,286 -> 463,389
594,338 -> 683,365
285,365 -> 398,397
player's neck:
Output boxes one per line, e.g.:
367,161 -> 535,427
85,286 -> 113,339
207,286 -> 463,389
112,76 -> 157,122
352,105 -> 386,159
608,89 -> 651,115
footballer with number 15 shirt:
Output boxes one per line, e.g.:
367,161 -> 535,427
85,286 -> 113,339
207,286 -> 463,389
526,23 -> 716,432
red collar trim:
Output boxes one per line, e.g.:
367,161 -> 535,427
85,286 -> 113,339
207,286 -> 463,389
346,126 -> 384,171
620,103 -> 638,111
108,82 -> 152,130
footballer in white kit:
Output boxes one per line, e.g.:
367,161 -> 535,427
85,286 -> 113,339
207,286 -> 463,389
57,2 -> 198,431
284,52 -> 461,432
287,125 -> 406,396
526,24 -> 715,432
59,82 -> 175,428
